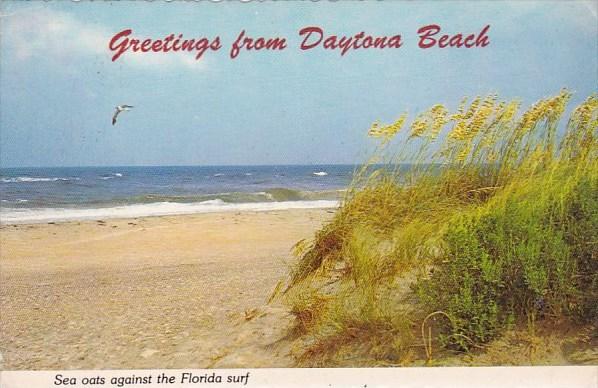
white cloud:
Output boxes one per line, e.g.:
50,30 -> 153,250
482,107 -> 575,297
1,7 -> 208,70
582,0 -> 597,19
118,49 -> 209,70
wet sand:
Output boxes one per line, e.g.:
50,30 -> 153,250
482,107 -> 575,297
0,209 -> 333,370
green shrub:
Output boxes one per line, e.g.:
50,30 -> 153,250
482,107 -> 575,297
415,162 -> 598,349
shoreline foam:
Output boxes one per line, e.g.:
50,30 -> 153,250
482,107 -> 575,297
0,199 -> 339,224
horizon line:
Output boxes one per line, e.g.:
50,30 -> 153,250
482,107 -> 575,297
0,163 -> 368,169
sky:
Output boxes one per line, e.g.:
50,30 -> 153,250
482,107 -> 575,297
0,1 -> 596,168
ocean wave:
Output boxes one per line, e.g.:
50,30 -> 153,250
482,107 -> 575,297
0,187 -> 344,212
265,188 -> 304,201
1,199 -> 29,204
99,173 -> 124,180
1,177 -> 80,183
0,200 -> 339,224
127,193 -> 267,204
119,188 -> 341,205
313,171 -> 328,176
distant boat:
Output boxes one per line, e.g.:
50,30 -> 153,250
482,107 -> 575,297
112,105 -> 134,125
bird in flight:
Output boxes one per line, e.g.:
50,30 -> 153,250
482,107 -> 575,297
112,105 -> 134,125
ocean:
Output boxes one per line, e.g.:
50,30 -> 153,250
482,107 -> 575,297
0,165 -> 356,224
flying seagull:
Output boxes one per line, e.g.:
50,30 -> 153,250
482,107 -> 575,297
112,105 -> 134,125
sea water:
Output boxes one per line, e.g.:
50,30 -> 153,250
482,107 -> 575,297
0,165 -> 357,224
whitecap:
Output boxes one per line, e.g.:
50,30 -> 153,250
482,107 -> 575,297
1,177 -> 80,183
99,173 -> 123,180
313,171 -> 328,176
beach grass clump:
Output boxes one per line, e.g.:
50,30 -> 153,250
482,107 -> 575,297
279,90 -> 597,365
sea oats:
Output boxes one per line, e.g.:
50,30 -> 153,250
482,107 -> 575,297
410,117 -> 429,138
368,113 -> 408,140
287,92 -> 597,366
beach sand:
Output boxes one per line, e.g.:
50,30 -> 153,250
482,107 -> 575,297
0,209 -> 334,370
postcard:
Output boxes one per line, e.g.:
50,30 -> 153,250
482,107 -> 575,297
0,1 -> 596,387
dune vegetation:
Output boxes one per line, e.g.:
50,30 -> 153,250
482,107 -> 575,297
273,90 -> 597,366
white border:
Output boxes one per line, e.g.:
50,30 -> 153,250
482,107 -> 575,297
1,367 -> 597,388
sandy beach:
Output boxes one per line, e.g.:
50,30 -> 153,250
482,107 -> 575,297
0,209 -> 333,370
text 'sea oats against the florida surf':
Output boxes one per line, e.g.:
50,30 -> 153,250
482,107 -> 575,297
54,371 -> 251,386
109,24 -> 491,61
